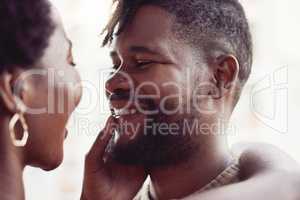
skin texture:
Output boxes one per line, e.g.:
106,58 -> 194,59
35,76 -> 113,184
82,5 -> 300,200
0,6 -> 82,200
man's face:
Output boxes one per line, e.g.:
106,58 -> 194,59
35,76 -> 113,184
105,5 -> 213,166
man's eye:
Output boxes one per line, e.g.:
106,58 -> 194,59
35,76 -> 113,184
136,60 -> 154,69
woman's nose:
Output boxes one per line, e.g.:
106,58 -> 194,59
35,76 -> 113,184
70,71 -> 83,108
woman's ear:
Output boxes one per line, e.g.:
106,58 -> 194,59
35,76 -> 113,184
0,69 -> 27,114
0,71 -> 17,113
212,55 -> 240,98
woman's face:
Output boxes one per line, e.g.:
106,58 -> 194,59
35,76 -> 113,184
15,8 -> 82,170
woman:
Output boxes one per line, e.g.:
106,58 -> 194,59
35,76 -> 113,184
0,0 -> 82,199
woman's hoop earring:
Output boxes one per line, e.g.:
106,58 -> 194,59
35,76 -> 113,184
9,112 -> 29,147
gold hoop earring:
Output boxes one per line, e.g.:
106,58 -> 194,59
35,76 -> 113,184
9,112 -> 29,147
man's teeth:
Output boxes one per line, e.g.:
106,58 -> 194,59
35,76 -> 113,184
114,108 -> 137,116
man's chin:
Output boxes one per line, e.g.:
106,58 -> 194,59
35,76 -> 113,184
112,125 -> 145,153
110,116 -> 199,168
108,125 -> 150,166
114,113 -> 147,144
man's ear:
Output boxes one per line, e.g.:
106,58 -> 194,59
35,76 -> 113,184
212,55 -> 239,98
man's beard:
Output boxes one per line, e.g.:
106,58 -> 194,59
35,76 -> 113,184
108,113 -> 200,168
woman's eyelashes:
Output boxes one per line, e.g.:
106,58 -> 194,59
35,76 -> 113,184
67,51 -> 76,67
70,61 -> 77,67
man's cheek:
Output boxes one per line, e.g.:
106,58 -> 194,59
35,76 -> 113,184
159,92 -> 184,115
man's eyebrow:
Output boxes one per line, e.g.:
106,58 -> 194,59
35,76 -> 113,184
109,46 -> 164,59
129,46 -> 162,56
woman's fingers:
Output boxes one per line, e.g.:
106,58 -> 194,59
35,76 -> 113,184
85,116 -> 116,170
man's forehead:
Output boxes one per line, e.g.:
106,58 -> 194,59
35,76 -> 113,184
112,5 -> 175,51
110,43 -> 166,58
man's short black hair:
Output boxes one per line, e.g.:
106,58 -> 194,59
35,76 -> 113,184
0,0 -> 54,72
102,0 -> 253,86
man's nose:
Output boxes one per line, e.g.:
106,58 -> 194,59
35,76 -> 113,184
105,71 -> 132,98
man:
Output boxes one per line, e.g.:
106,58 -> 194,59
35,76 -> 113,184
81,0 -> 300,199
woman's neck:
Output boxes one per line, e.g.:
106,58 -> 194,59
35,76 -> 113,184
0,117 -> 25,200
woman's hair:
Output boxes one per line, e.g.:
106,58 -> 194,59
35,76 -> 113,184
0,0 -> 55,72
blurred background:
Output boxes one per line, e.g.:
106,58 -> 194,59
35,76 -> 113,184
24,0 -> 300,199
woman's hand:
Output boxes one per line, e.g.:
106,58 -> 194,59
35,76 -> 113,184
81,116 -> 147,200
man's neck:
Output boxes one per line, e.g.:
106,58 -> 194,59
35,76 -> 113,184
148,138 -> 232,200
0,117 -> 25,200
